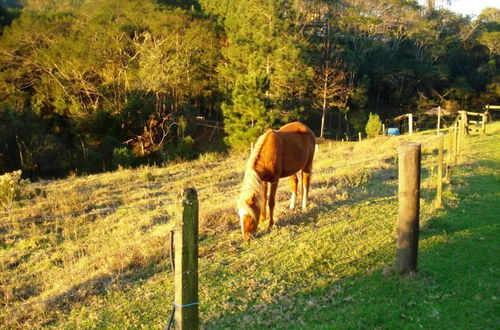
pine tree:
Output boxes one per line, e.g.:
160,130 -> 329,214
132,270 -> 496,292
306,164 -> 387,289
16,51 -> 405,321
365,112 -> 382,138
202,0 -> 310,148
222,73 -> 274,148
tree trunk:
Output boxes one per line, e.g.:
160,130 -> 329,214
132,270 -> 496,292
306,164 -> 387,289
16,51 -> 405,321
320,93 -> 327,138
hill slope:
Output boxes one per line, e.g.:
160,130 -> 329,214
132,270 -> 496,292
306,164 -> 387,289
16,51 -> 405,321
1,123 -> 499,328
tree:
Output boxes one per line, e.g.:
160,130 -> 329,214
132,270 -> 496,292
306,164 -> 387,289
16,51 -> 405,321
365,112 -> 382,138
313,58 -> 353,138
201,0 -> 311,148
0,0 -> 221,174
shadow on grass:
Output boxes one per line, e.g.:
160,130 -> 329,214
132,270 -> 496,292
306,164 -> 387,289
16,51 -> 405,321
264,165 -> 399,231
204,158 -> 499,329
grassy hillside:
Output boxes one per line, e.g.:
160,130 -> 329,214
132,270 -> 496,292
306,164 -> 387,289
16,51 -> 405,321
1,122 -> 499,329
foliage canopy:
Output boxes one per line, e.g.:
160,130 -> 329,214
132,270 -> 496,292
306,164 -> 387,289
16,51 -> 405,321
0,0 -> 498,175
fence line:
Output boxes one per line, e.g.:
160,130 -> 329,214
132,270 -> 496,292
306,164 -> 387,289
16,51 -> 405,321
1,131 -> 447,221
0,133 -> 450,234
0,148 -> 405,229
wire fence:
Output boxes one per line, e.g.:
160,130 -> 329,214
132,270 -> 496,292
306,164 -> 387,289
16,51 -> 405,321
1,127 -> 484,319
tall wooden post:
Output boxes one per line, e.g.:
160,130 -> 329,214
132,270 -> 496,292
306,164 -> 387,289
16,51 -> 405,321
454,121 -> 459,165
358,132 -> 362,142
481,112 -> 487,135
436,106 -> 441,135
174,187 -> 199,330
408,113 -> 413,136
459,111 -> 468,136
382,123 -> 386,136
436,135 -> 444,208
396,143 -> 421,274
446,129 -> 453,181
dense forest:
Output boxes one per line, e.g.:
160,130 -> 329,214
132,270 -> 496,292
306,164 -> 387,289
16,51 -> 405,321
0,0 -> 498,177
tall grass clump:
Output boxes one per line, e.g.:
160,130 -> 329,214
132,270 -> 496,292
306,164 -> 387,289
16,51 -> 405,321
0,170 -> 28,212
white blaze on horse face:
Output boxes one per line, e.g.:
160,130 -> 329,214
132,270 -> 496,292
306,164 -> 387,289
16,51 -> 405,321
289,192 -> 296,209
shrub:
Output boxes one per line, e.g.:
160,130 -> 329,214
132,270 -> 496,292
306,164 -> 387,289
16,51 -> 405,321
365,112 -> 382,138
0,170 -> 28,212
160,136 -> 198,163
112,147 -> 135,169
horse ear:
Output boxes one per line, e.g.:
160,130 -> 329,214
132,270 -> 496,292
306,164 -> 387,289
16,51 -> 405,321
246,192 -> 256,206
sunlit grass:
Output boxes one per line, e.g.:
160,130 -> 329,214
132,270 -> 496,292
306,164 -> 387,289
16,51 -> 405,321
1,122 -> 499,328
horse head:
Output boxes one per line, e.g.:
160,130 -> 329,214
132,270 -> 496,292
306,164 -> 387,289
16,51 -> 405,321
237,191 -> 260,241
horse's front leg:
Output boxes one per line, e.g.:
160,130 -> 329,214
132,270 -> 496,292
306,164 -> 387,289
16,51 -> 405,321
302,171 -> 311,209
289,174 -> 298,209
259,182 -> 268,225
266,182 -> 279,231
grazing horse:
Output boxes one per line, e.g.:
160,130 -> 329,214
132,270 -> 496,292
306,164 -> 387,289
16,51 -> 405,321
237,122 -> 315,241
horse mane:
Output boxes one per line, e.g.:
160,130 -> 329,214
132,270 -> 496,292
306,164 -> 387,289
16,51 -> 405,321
246,130 -> 272,170
237,130 -> 272,220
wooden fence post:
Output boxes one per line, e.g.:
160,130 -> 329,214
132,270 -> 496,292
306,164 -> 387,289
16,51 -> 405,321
408,113 -> 413,136
459,111 -> 468,136
382,123 -> 386,136
482,112 -> 487,135
446,130 -> 453,181
358,132 -> 362,142
436,106 -> 441,135
454,121 -> 459,165
396,143 -> 421,274
174,187 -> 199,330
436,135 -> 444,208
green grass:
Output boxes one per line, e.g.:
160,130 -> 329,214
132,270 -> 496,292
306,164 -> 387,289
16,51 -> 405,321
1,123 -> 499,329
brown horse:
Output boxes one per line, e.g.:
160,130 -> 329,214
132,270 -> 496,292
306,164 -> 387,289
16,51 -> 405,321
237,122 -> 315,241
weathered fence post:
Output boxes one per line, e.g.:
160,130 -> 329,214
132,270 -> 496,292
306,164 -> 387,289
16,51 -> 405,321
408,113 -> 413,136
446,130 -> 453,181
482,112 -> 487,135
396,143 -> 421,274
454,121 -> 459,165
358,132 -> 362,142
436,135 -> 444,208
174,187 -> 199,330
459,111 -> 468,136
382,123 -> 386,136
436,106 -> 441,135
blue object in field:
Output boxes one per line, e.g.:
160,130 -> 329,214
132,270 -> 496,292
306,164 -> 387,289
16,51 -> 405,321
387,127 -> 400,136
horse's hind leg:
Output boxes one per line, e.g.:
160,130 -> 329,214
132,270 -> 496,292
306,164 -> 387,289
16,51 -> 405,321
289,174 -> 298,209
302,171 -> 311,209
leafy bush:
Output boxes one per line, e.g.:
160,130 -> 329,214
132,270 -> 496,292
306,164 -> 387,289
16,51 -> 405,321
0,170 -> 28,212
365,112 -> 382,138
112,147 -> 135,169
160,136 -> 198,163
